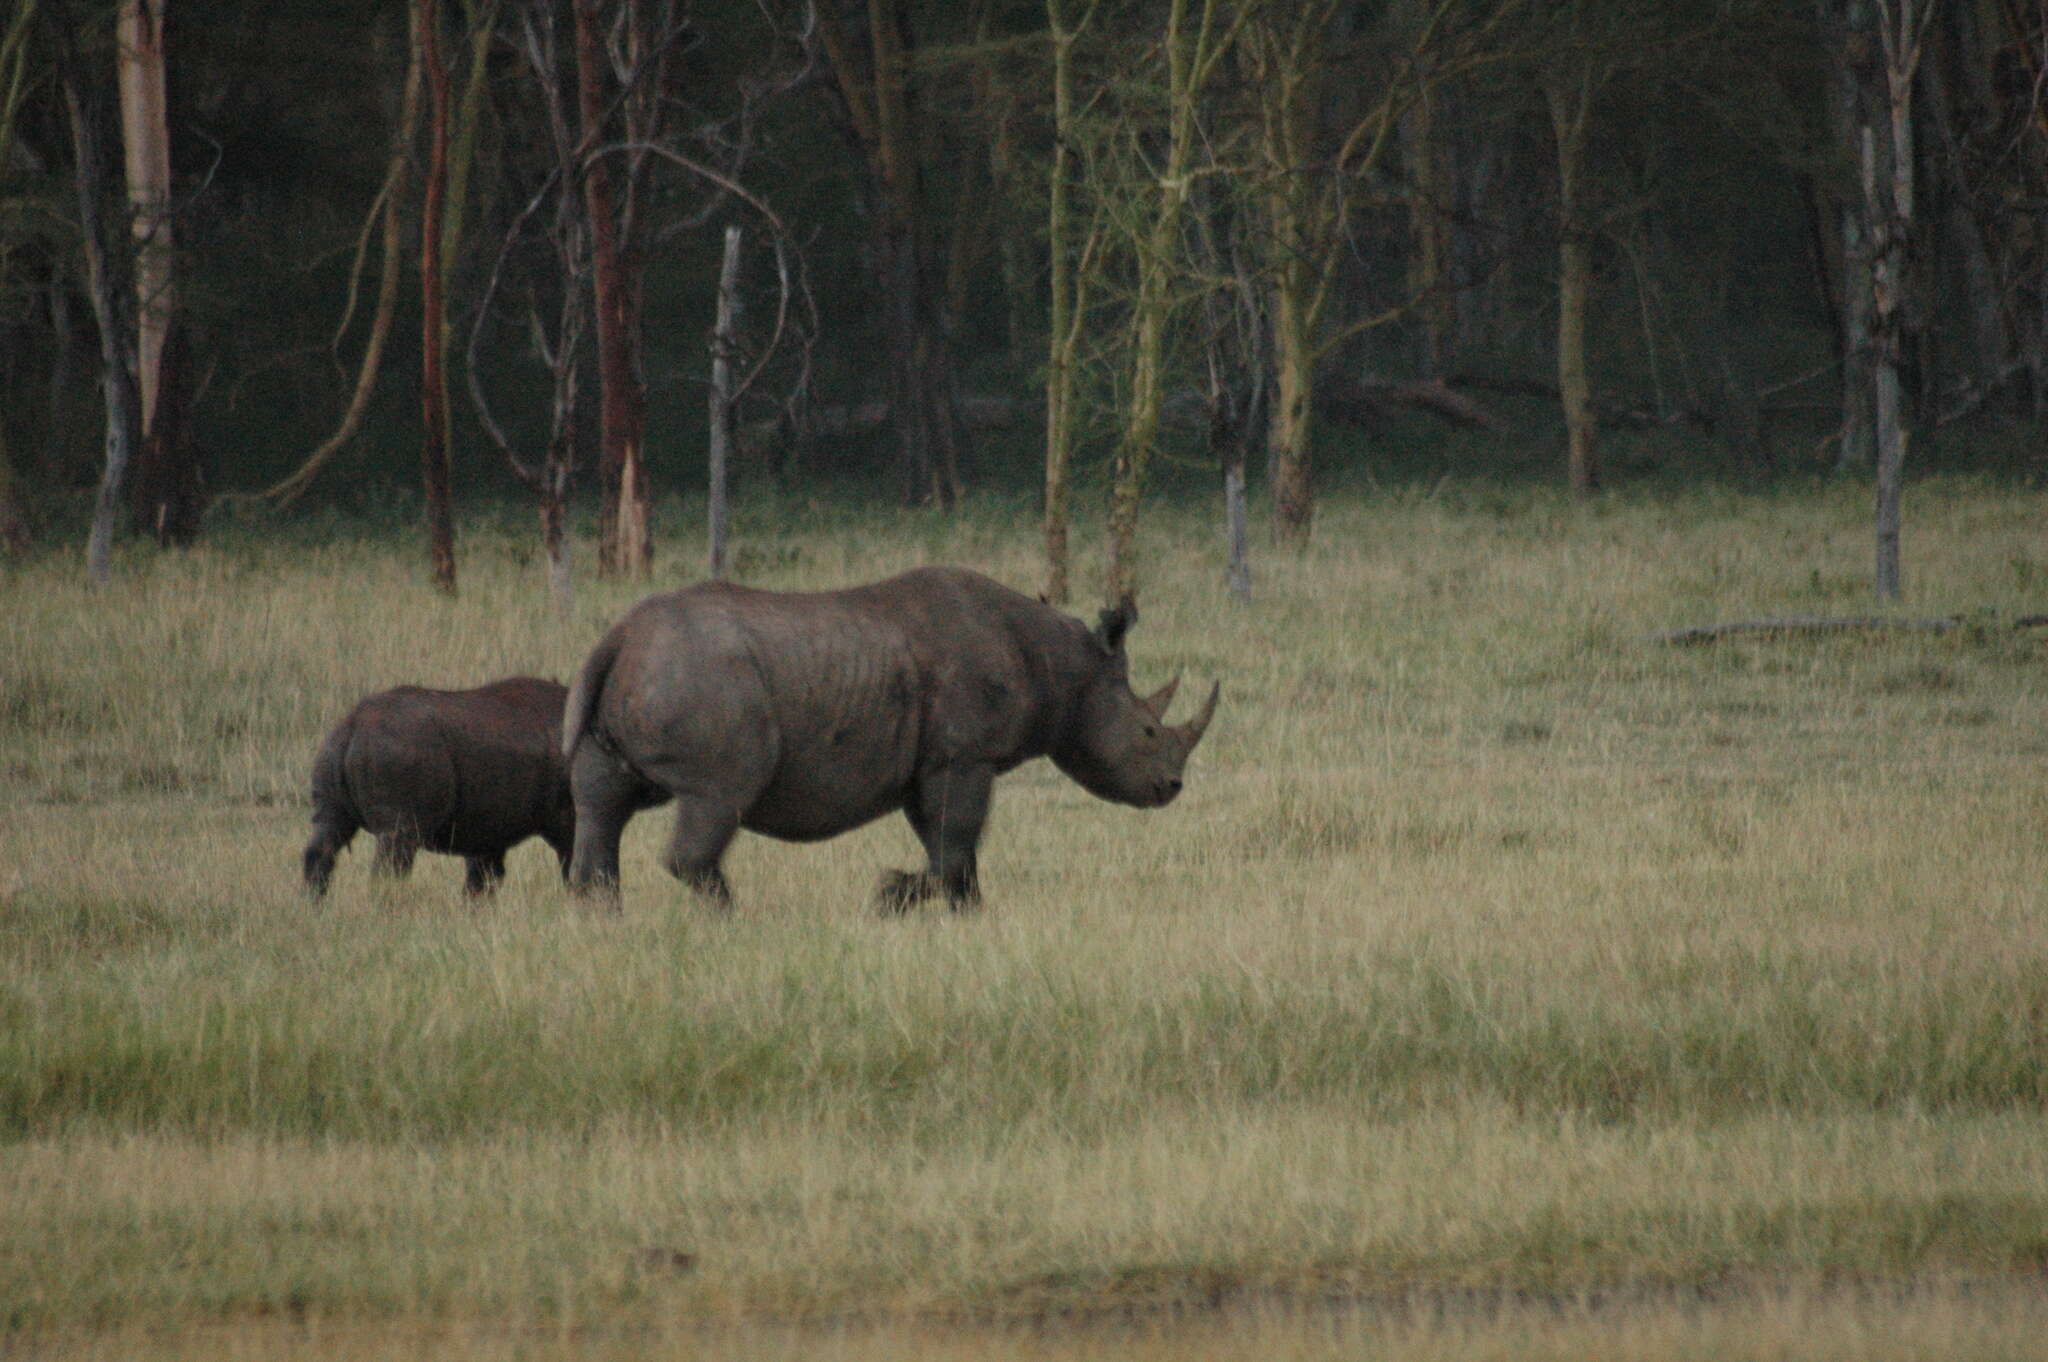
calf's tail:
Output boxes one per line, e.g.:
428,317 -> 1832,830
561,628 -> 623,761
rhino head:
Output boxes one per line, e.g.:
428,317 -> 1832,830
1053,596 -> 1219,808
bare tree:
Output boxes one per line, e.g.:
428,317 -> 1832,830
471,0 -> 596,612
0,0 -> 39,555
52,5 -> 140,584
474,0 -> 803,604
1103,0 -> 1253,602
239,17 -> 423,512
1544,49 -> 1600,497
574,0 -> 647,575
802,0 -> 970,508
1867,0 -> 1935,601
1244,0 -> 1522,540
117,0 -> 201,545
1041,0 -> 1104,605
707,223 -> 741,579
418,0 -> 458,594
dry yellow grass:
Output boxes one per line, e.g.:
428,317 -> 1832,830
4,477 -> 2048,1356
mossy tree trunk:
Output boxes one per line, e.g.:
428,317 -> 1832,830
1040,0 -> 1093,605
1105,0 -> 1247,603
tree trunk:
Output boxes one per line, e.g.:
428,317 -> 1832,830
1106,269 -> 1172,601
1041,0 -> 1084,605
0,425 -> 30,556
117,0 -> 200,544
984,70 -> 1036,374
1204,307 -> 1256,604
872,0 -> 964,508
708,224 -> 741,580
577,0 -> 650,576
1224,457 -> 1249,602
1268,276 -> 1314,544
811,0 -> 967,509
1108,0 -> 1231,601
1826,0 -> 1877,470
1869,0 -> 1928,602
1402,80 -> 1451,378
62,56 -> 140,584
1547,71 -> 1598,498
1263,42 -> 1319,547
250,16 -> 421,510
43,261 -> 80,485
541,452 -> 573,614
126,320 -> 202,541
418,0 -> 457,594
1,0 -> 40,552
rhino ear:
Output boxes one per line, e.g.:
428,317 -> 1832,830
1092,593 -> 1138,654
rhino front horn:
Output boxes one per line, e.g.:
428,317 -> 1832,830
1177,681 -> 1220,749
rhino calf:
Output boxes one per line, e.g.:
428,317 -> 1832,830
561,565 -> 1218,913
302,676 -> 579,896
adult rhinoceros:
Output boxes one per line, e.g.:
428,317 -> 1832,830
561,565 -> 1218,912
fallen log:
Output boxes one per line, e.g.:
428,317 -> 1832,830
1647,615 -> 2048,645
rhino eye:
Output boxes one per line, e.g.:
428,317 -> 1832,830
1143,723 -> 1158,739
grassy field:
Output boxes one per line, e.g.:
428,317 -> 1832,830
4,477 -> 2048,1358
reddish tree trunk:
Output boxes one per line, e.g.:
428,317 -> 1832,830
576,0 -> 650,576
117,0 -> 203,544
418,0 -> 456,593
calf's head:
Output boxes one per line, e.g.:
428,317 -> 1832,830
1054,597 -> 1219,807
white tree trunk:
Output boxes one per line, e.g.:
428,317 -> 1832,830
1224,459 -> 1250,602
707,224 -> 741,580
117,0 -> 172,439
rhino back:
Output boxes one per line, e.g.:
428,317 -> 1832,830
591,570 -> 1087,842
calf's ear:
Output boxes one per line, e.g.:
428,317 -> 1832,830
1092,593 -> 1139,654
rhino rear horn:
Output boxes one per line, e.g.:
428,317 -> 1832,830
1142,674 -> 1181,720
1093,593 -> 1139,653
1176,681 -> 1220,750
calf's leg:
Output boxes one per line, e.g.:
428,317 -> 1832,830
301,816 -> 356,897
464,854 -> 507,895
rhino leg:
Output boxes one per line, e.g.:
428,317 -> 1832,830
660,796 -> 738,909
301,816 -> 356,897
567,745 -> 650,907
372,833 -> 418,879
464,854 -> 507,896
544,833 -> 574,883
881,764 -> 990,913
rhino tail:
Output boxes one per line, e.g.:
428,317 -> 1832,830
561,628 -> 623,761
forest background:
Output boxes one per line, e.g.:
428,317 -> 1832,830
12,4 -> 2048,1356
1,0 -> 2041,601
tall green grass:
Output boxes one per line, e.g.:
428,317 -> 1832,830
4,477 -> 2048,1349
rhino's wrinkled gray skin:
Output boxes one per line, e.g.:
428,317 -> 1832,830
303,677 -> 591,896
561,565 -> 1219,912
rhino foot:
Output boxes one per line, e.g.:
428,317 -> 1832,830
874,869 -> 934,915
876,869 -> 984,915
